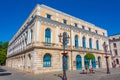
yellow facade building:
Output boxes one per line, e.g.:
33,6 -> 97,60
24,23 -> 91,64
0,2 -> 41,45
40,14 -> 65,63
6,4 -> 112,74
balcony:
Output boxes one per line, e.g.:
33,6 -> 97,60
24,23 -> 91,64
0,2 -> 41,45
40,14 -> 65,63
41,42 -> 56,46
72,46 -> 105,53
41,43 -> 106,54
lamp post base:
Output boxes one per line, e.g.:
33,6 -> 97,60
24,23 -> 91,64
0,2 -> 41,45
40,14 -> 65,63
107,71 -> 110,74
62,53 -> 67,80
63,73 -> 67,80
105,56 -> 110,74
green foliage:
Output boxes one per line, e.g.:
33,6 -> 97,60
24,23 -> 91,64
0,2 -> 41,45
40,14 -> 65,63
0,41 -> 9,65
85,52 -> 95,60
0,41 -> 2,49
3,42 -> 9,49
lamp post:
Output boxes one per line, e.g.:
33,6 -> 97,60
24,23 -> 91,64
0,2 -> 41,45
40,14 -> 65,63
58,32 -> 70,80
103,43 -> 110,74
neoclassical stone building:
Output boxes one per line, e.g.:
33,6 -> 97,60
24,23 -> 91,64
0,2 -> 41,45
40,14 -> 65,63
109,34 -> 120,67
6,4 -> 112,74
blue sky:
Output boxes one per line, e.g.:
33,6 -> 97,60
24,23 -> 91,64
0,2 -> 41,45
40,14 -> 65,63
0,0 -> 120,42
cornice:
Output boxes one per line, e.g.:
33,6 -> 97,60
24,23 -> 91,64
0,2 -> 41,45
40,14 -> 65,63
9,17 -> 36,46
39,4 -> 106,31
9,15 -> 108,46
7,45 -> 110,58
109,39 -> 120,42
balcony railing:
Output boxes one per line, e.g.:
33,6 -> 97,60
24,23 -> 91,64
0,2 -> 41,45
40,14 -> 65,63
41,43 -> 106,53
42,42 -> 57,46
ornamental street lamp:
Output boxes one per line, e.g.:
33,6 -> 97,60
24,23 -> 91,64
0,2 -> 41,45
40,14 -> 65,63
103,43 -> 110,74
58,32 -> 70,80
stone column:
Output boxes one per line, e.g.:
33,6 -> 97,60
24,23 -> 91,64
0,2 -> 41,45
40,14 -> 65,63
96,56 -> 99,69
36,20 -> 41,42
30,53 -> 34,72
92,38 -> 96,49
71,30 -> 75,47
79,32 -> 83,47
24,54 -> 27,70
56,26 -> 59,45
27,29 -> 30,44
86,35 -> 89,48
82,54 -> 85,70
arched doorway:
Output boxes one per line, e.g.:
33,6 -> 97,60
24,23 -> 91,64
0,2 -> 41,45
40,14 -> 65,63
76,55 -> 82,70
62,56 -> 68,70
84,56 -> 90,69
92,58 -> 96,69
98,57 -> 101,68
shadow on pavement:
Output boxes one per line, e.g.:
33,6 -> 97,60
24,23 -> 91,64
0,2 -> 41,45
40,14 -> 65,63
0,73 -> 12,76
0,69 -> 7,72
54,74 -> 63,79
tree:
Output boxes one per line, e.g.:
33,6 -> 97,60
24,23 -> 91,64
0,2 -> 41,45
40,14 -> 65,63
85,52 -> 95,60
0,50 -> 6,65
0,41 -> 2,49
85,52 -> 95,72
3,42 -> 9,49
0,41 -> 9,65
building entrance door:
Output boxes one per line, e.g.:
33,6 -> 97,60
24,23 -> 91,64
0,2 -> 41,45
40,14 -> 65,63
76,55 -> 82,70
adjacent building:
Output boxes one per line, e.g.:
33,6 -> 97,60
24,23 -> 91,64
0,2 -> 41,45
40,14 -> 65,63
109,34 -> 120,68
6,4 -> 112,74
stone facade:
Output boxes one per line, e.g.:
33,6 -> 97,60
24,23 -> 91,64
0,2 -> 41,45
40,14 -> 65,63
109,34 -> 120,68
6,4 -> 112,74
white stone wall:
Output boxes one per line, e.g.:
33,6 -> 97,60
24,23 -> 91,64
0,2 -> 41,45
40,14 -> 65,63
109,34 -> 120,67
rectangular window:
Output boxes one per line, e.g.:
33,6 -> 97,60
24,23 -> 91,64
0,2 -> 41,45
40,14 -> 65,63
95,30 -> 98,34
46,14 -> 52,19
103,33 -> 105,36
74,23 -> 78,27
89,28 -> 91,31
30,30 -> 33,43
25,31 -> 28,44
116,59 -> 119,64
113,43 -> 117,48
63,19 -> 67,24
82,25 -> 85,29
114,49 -> 118,56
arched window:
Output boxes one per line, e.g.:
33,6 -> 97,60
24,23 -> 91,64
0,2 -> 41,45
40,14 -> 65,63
98,57 -> 101,68
96,40 -> 99,50
84,56 -> 90,69
75,35 -> 79,48
43,54 -> 51,67
92,58 -> 96,69
89,38 -> 92,49
45,28 -> 51,43
82,36 -> 86,48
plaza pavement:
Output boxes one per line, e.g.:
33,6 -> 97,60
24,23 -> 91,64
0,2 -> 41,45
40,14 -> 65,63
0,66 -> 120,80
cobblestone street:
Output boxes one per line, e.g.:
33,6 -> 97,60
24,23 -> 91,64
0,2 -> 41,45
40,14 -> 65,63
0,66 -> 120,80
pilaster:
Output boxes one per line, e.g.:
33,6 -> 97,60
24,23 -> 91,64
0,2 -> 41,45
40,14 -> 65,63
71,30 -> 75,46
56,26 -> 59,44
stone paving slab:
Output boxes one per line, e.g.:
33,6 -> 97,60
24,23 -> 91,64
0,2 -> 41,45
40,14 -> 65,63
0,66 -> 120,80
